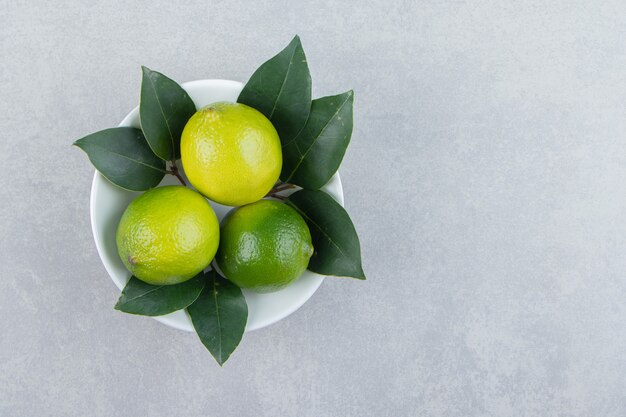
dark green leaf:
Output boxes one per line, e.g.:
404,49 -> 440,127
281,91 -> 354,189
237,35 -> 312,144
114,274 -> 205,316
287,190 -> 365,279
73,127 -> 166,191
187,270 -> 248,366
140,66 -> 196,160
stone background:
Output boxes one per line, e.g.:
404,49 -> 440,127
1,1 -> 625,416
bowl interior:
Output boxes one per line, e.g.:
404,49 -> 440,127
90,79 -> 344,332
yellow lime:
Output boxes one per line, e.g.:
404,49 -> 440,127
216,199 -> 314,293
116,186 -> 219,285
180,102 -> 282,206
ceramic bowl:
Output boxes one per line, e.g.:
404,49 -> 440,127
90,79 -> 344,332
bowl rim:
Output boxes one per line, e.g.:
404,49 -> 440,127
88,78 -> 344,332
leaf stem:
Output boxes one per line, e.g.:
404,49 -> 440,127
168,160 -> 187,186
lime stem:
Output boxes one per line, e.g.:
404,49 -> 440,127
168,161 -> 187,186
268,194 -> 287,200
268,183 -> 295,194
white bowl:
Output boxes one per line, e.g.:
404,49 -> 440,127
90,79 -> 344,332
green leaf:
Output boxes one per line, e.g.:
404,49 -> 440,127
140,66 -> 196,160
281,91 -> 354,189
287,190 -> 365,279
73,127 -> 166,191
237,35 -> 312,144
187,270 -> 248,366
114,274 -> 205,316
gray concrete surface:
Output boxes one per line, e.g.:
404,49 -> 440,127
1,1 -> 625,416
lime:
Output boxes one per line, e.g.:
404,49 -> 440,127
180,102 -> 282,206
216,199 -> 314,293
116,186 -> 219,285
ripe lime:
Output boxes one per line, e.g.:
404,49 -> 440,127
216,199 -> 314,293
180,102 -> 282,206
116,186 -> 220,285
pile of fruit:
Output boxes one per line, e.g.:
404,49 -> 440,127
74,36 -> 365,365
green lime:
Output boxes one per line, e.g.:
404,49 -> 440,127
116,186 -> 220,285
216,199 -> 314,293
180,102 -> 282,206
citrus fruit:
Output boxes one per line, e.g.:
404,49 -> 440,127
116,186 -> 220,285
180,102 -> 282,206
216,199 -> 314,293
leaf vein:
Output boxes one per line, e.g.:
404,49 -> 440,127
283,94 -> 351,182
87,143 -> 165,172
289,203 -> 349,260
146,74 -> 176,157
211,277 -> 223,363
119,285 -> 164,305
268,44 -> 298,120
